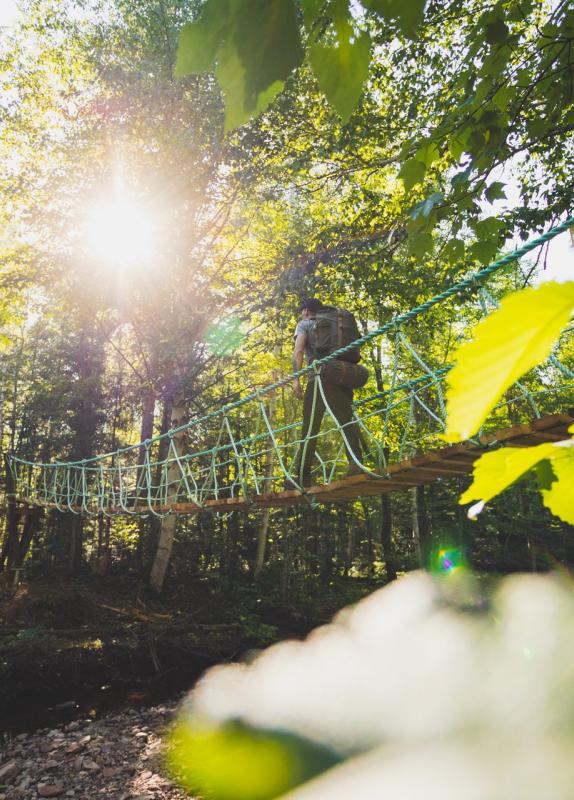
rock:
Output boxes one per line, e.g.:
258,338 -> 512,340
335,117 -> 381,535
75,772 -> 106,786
102,767 -> 118,778
72,757 -> 83,772
44,760 -> 59,770
0,761 -> 20,783
140,770 -> 152,780
37,782 -> 65,798
82,759 -> 100,772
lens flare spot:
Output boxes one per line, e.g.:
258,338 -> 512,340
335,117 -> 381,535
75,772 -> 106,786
433,547 -> 466,575
205,317 -> 245,356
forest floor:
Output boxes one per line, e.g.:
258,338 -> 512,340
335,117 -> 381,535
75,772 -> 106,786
0,697 -> 191,800
0,570 -> 376,737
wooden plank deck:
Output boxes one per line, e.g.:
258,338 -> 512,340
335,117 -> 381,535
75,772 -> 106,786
13,413 -> 574,515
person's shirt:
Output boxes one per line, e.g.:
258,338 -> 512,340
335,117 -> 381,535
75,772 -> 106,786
294,318 -> 315,365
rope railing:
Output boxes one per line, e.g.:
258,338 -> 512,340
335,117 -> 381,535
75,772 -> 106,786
7,216 -> 574,515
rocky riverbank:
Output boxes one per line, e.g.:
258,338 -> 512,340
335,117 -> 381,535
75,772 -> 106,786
0,701 -> 191,800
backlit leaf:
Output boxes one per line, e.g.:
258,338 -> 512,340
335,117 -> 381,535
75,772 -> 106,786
460,438 -> 574,525
410,192 -> 443,220
300,0 -> 326,31
399,158 -> 426,192
541,441 -> 574,524
309,18 -> 371,122
175,0 -> 229,76
444,281 -> 574,442
235,0 -> 304,113
459,443 -> 557,506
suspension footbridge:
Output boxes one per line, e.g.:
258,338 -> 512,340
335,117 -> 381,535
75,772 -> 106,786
7,219 -> 574,517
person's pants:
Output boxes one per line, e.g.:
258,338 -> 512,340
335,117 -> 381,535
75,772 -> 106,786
292,374 -> 363,478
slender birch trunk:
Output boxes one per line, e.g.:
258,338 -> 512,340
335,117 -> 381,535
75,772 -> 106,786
149,398 -> 186,591
254,387 -> 277,577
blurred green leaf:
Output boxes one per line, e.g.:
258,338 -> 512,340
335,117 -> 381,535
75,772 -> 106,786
445,281 -> 574,442
168,720 -> 341,800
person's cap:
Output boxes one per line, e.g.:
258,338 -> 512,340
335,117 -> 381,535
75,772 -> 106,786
298,298 -> 324,313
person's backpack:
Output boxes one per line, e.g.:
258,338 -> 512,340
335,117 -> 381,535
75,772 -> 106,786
308,306 -> 362,363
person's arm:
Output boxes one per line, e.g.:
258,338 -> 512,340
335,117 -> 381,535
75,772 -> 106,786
292,332 -> 306,399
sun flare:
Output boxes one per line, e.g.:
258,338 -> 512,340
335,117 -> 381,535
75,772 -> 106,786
85,197 -> 158,272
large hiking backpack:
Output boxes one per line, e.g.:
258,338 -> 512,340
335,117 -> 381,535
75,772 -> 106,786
308,306 -> 361,363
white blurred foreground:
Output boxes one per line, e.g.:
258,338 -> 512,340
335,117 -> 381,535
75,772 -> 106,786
179,571 -> 574,799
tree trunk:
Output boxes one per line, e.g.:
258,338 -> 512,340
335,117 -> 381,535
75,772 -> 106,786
254,388 -> 277,577
412,484 -> 431,567
380,494 -> 397,582
148,398 -> 186,592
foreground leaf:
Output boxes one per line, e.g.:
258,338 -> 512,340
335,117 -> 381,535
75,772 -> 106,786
540,439 -> 574,524
309,33 -> 371,122
168,720 -> 341,800
444,281 -> 574,441
459,443 -> 557,506
460,434 -> 574,525
234,0 -> 304,112
175,0 -> 229,76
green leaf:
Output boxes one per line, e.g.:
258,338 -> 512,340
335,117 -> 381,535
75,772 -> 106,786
459,438 -> 574,525
443,238 -> 465,262
414,140 -> 440,167
216,39 -> 283,131
472,215 -> 505,238
444,281 -> 574,442
541,442 -> 574,524
460,442 -> 557,506
168,719 -> 341,800
467,239 -> 498,264
398,158 -> 426,192
175,0 -> 229,76
485,181 -> 506,202
485,19 -> 510,44
362,0 -> 426,37
234,0 -> 304,112
410,192 -> 443,220
408,231 -> 433,258
451,166 -> 472,187
309,4 -> 371,123
300,0 -> 326,31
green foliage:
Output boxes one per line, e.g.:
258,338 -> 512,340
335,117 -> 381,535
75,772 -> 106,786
176,0 -> 304,130
445,282 -> 574,442
168,719 -> 341,799
308,1 -> 371,122
361,0 -> 426,36
175,0 -> 429,128
460,426 -> 574,525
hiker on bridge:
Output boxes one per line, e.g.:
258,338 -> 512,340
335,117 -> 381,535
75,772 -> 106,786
286,298 -> 369,490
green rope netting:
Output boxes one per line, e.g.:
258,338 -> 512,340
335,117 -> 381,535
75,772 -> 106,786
8,217 -> 574,516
